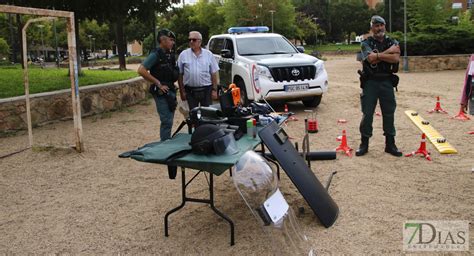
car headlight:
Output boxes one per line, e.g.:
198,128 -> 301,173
315,61 -> 325,78
257,65 -> 274,81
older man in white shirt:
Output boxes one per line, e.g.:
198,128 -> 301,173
178,31 -> 220,110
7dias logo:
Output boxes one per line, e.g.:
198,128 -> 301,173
403,220 -> 469,251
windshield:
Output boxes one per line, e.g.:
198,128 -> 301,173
237,36 -> 298,56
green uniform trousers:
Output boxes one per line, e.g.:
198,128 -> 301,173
359,78 -> 396,138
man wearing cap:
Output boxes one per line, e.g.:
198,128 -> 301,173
356,15 -> 403,157
137,29 -> 179,141
177,31 -> 219,110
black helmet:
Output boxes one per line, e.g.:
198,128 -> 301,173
190,124 -> 239,155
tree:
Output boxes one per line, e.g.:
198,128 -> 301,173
221,0 -> 297,38
293,0 -> 331,42
379,0 -> 404,32
0,37 -> 9,59
329,0 -> 373,42
5,0 -> 177,70
407,0 -> 451,30
294,12 -> 324,45
194,0 -> 225,36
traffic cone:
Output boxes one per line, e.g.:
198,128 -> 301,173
375,111 -> 382,117
284,104 -> 298,122
335,130 -> 352,157
405,133 -> 431,161
428,96 -> 448,114
452,106 -> 471,120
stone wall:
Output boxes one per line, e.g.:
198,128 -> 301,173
0,77 -> 149,132
401,54 -> 470,72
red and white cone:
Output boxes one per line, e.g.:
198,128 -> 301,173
428,96 -> 448,114
405,133 -> 431,161
452,106 -> 471,120
284,104 -> 298,122
335,130 -> 353,157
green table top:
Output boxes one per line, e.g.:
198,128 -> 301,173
130,133 -> 262,176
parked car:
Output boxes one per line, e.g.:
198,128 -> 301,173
207,26 -> 328,107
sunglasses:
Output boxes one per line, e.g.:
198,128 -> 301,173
188,38 -> 200,42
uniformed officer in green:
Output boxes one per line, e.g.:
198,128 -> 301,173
356,15 -> 402,157
137,29 -> 178,141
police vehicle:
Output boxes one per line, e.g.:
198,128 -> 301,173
207,26 -> 328,107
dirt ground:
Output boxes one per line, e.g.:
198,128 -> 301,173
1,55 -> 473,255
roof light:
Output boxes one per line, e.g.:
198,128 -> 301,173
228,26 -> 269,34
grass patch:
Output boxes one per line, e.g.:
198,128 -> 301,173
305,43 -> 361,54
0,65 -> 138,99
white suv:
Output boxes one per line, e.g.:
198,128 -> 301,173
207,27 -> 328,107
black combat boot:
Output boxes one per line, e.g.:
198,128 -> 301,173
355,136 -> 369,156
385,136 -> 402,157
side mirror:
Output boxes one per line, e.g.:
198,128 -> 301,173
221,49 -> 233,58
296,46 -> 305,53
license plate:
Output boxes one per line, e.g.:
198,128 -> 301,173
284,84 -> 309,92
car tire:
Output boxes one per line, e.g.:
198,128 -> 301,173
235,79 -> 250,106
302,95 -> 322,108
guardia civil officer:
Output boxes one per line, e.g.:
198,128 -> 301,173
137,29 -> 179,141
356,16 -> 402,157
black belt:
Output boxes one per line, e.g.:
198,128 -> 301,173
368,73 -> 392,80
185,85 -> 212,91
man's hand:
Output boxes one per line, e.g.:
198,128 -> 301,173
383,45 -> 400,54
160,85 -> 169,94
367,51 -> 381,64
179,90 -> 186,101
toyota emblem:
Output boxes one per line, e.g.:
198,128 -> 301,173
291,68 -> 300,76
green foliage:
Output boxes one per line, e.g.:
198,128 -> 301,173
0,37 -> 9,58
157,5 -> 206,52
294,12 -> 324,45
391,22 -> 474,55
329,0 -> 373,42
0,65 -> 138,99
194,0 -> 226,36
407,0 -> 451,30
79,19 -> 111,51
222,0 -> 297,38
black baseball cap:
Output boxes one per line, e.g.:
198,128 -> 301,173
157,28 -> 176,40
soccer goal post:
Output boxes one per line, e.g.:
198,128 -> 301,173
0,4 -> 84,152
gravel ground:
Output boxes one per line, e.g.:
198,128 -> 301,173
0,55 -> 472,255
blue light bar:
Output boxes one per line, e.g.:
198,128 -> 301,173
228,26 -> 270,34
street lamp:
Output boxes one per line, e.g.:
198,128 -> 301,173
389,0 -> 392,33
312,17 -> 319,46
87,34 -> 92,57
92,37 -> 96,54
37,24 -> 45,63
258,3 -> 263,26
269,10 -> 276,33
403,0 -> 408,72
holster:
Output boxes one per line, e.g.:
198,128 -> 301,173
357,70 -> 368,89
391,74 -> 399,91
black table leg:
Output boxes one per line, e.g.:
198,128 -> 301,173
209,174 -> 235,246
164,167 -> 186,237
163,168 -> 235,246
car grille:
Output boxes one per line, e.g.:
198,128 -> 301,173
270,66 -> 316,82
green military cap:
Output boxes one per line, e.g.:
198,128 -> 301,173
157,28 -> 176,40
370,15 -> 386,26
